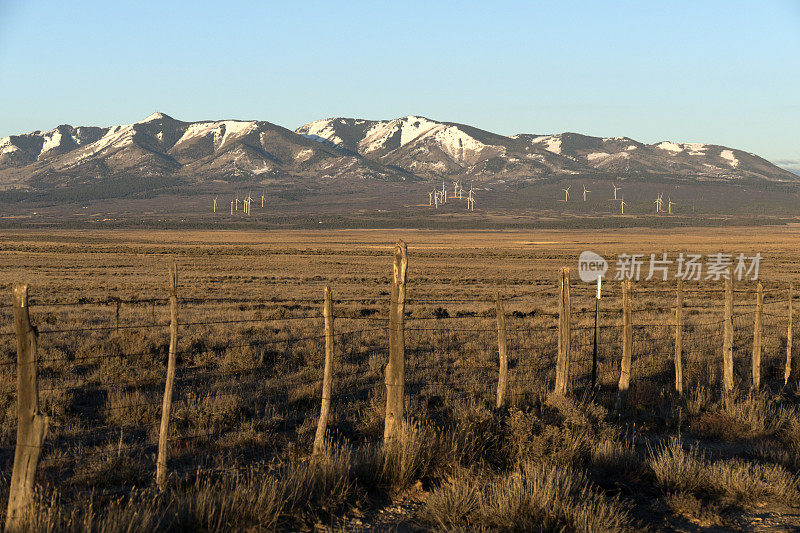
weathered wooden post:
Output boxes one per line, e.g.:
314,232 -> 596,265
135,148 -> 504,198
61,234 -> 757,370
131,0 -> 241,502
5,285 -> 49,532
723,276 -> 734,396
554,267 -> 572,395
156,264 -> 178,489
495,291 -> 508,408
614,280 -> 632,413
313,286 -> 335,456
786,284 -> 793,386
752,282 -> 763,390
675,278 -> 684,396
384,241 -> 407,443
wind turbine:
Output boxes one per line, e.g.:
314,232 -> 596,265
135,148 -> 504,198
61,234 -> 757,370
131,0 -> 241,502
620,198 -> 627,215
230,200 -> 234,215
213,197 -> 217,213
668,197 -> 675,215
562,186 -> 571,201
654,193 -> 663,213
429,191 -> 433,206
612,183 -> 621,200
467,196 -> 475,211
582,185 -> 590,202
261,190 -> 265,208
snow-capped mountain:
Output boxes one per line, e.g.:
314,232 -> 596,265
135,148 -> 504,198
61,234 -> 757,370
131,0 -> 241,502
0,112 -> 795,192
298,117 -> 796,183
0,112 -> 404,189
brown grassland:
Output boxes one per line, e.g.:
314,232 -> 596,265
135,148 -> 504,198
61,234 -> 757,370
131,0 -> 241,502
1,226 -> 800,531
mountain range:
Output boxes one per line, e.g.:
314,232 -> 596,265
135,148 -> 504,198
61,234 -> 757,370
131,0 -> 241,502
0,112 -> 795,192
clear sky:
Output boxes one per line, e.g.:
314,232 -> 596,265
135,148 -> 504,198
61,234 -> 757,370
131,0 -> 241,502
1,1 -> 798,169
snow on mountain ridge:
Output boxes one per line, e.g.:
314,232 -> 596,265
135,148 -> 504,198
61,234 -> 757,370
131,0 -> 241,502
141,112 -> 171,123
720,149 -> 739,168
527,135 -> 562,154
0,137 -> 20,154
304,120 -> 346,146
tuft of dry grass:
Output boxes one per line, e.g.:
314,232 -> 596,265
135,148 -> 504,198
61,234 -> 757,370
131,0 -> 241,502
650,437 -> 800,505
424,460 -> 633,532
28,445 -> 357,532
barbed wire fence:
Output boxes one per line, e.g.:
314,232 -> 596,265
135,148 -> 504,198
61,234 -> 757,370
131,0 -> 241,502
0,247 -> 797,520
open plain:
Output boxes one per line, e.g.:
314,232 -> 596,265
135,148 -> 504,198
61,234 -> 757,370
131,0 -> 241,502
1,226 -> 800,531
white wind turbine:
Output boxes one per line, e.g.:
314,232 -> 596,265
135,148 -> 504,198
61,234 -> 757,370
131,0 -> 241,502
562,186 -> 571,202
583,185 -> 590,202
213,197 -> 217,213
612,183 -> 621,200
429,191 -> 433,206
668,197 -> 675,215
261,190 -> 265,208
441,181 -> 447,203
620,198 -> 627,215
654,193 -> 663,213
230,200 -> 234,215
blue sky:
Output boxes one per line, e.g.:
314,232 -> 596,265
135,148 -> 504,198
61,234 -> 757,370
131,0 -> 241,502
1,1 -> 798,168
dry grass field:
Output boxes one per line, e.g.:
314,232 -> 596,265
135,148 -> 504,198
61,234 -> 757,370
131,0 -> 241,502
1,226 -> 800,531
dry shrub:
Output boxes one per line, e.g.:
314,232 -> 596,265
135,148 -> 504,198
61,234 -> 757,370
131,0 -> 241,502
104,389 -> 159,428
650,437 -> 800,504
664,492 -> 723,527
424,460 -> 633,532
721,393 -> 794,436
29,445 -> 355,532
378,420 -> 440,493
590,437 -> 640,478
444,405 -> 503,467
685,386 -> 712,417
171,391 -> 245,435
690,393 -> 794,440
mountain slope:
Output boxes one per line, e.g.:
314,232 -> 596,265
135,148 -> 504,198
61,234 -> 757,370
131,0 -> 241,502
0,113 -> 794,193
298,117 -> 797,183
0,113 -> 407,190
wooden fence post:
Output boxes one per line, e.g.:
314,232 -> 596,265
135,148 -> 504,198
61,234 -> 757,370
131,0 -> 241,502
495,291 -> 508,408
313,286 -> 334,456
156,264 -> 178,489
675,278 -> 684,396
5,285 -> 49,532
723,276 -> 734,396
752,282 -> 763,390
554,267 -> 572,395
614,280 -> 632,413
785,284 -> 793,386
384,241 -> 407,443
